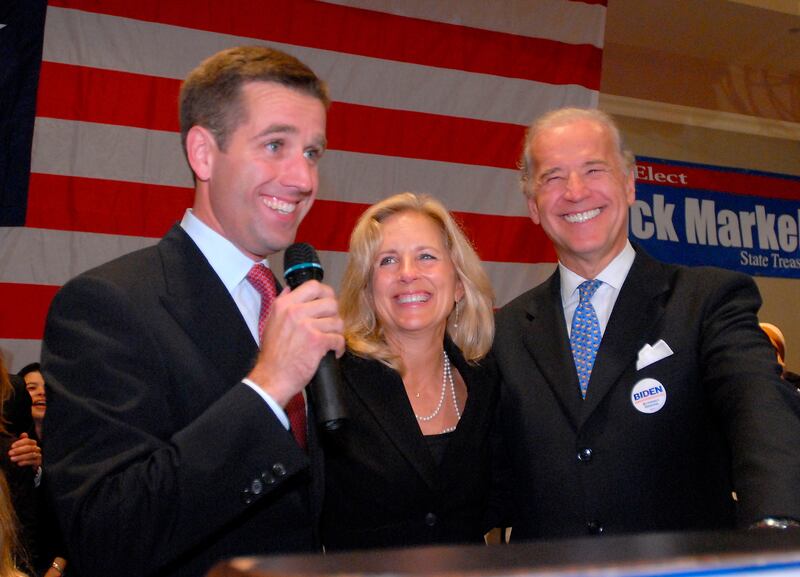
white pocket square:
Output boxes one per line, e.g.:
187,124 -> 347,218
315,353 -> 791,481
636,339 -> 674,370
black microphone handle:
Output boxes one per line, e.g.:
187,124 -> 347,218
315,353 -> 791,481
308,351 -> 347,431
283,242 -> 348,432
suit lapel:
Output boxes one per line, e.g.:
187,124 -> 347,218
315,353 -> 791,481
579,249 -> 671,424
521,272 -> 585,430
157,225 -> 258,386
342,354 -> 438,488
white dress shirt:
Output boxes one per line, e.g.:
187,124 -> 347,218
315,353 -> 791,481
560,241 -> 636,338
180,209 -> 289,429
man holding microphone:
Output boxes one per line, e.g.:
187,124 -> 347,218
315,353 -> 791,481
41,46 -> 343,577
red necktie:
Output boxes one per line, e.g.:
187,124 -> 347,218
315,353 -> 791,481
247,264 -> 307,450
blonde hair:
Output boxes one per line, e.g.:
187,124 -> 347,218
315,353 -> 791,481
519,107 -> 635,198
0,471 -> 27,577
340,193 -> 494,370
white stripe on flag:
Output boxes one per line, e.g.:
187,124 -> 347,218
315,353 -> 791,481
0,227 -> 158,285
31,118 -> 528,216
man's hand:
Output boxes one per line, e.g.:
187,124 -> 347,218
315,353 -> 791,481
9,432 -> 42,468
247,280 -> 344,407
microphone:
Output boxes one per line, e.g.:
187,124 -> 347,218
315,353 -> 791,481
283,243 -> 347,432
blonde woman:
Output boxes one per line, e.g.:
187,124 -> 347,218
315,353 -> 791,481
322,193 -> 497,550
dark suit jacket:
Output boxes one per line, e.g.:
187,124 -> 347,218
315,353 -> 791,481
492,246 -> 800,539
41,225 -> 323,577
321,339 -> 498,550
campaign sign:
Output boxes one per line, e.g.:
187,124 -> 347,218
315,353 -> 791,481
630,157 -> 800,279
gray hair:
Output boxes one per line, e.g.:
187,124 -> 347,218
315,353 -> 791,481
519,107 -> 635,198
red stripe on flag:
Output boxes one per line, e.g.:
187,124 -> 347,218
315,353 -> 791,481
48,0 -> 602,89
26,173 -> 193,237
26,173 -> 554,263
37,62 -> 179,133
37,62 -> 526,169
0,283 -> 60,339
453,210 -> 558,264
636,161 -> 800,200
328,102 -> 524,169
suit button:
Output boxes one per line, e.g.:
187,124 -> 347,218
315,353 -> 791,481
586,521 -> 603,534
250,478 -> 263,495
577,448 -> 593,462
261,471 -> 276,485
272,463 -> 287,477
424,513 -> 437,526
241,489 -> 254,505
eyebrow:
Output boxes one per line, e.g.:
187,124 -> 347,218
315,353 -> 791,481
255,123 -> 295,139
539,159 -> 610,179
254,124 -> 327,150
377,244 -> 440,256
539,167 -> 564,180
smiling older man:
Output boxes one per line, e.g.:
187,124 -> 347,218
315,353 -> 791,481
491,107 -> 800,540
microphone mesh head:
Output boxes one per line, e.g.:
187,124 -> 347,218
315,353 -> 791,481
283,242 -> 324,288
284,242 -> 319,269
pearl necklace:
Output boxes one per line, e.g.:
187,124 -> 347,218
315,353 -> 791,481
414,350 -> 461,433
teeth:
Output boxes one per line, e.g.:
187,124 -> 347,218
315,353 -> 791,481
397,294 -> 430,304
564,208 -> 601,223
263,197 -> 297,215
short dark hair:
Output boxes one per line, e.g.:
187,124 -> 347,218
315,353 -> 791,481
179,45 -> 330,153
17,363 -> 41,379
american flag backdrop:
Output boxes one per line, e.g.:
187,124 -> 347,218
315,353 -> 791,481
0,0 -> 605,371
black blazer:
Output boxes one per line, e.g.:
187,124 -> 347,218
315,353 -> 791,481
41,225 -> 324,577
322,339 -> 498,550
492,246 -> 800,539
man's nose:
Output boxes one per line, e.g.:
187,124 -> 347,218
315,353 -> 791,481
563,171 -> 590,201
281,153 -> 315,193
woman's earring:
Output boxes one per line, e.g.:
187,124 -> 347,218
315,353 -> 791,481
453,299 -> 461,329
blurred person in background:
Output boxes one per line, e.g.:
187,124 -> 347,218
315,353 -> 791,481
16,363 -> 67,577
0,355 -> 34,576
760,323 -> 800,388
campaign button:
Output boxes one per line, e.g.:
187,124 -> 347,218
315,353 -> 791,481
631,378 -> 667,414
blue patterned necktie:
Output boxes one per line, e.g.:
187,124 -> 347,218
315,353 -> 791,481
570,279 -> 603,399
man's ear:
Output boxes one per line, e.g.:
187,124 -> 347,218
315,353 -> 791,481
186,126 -> 216,182
527,194 -> 541,225
625,169 -> 636,206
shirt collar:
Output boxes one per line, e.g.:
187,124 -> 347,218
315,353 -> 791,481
560,240 -> 636,303
180,209 -> 269,292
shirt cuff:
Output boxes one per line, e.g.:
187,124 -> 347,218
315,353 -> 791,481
241,379 -> 290,430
